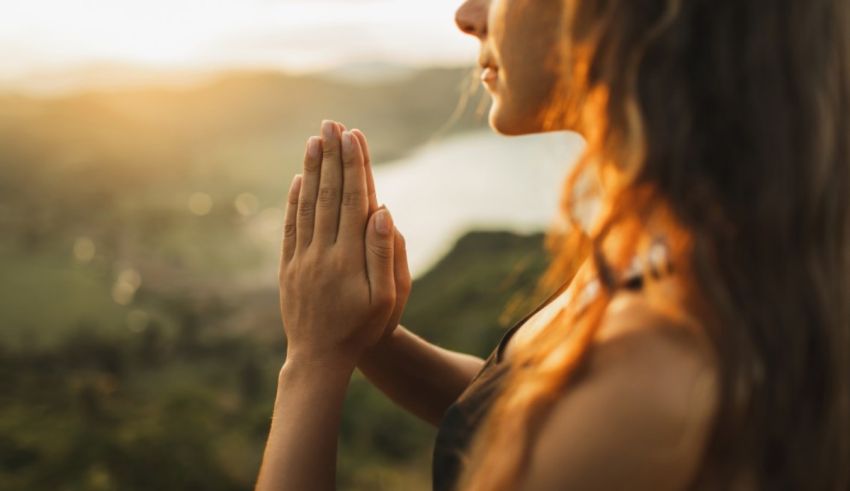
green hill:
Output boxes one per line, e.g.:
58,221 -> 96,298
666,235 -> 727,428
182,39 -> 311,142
0,229 -> 553,490
404,230 -> 553,357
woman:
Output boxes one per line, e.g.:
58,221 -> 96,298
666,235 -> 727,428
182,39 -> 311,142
256,0 -> 850,489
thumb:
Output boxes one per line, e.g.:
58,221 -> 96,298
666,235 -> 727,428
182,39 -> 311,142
380,225 -> 411,340
366,205 -> 396,309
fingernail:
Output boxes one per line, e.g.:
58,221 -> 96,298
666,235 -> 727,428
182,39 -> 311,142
307,137 -> 320,159
321,120 -> 335,141
342,131 -> 352,155
375,208 -> 391,236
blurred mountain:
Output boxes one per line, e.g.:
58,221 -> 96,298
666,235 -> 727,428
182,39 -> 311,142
404,230 -> 553,357
0,64 -> 493,346
0,62 -> 216,96
0,65 -> 489,258
0,65 -> 487,192
321,61 -> 419,85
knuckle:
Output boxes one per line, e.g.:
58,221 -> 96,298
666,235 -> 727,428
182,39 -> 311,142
297,199 -> 315,217
317,187 -> 339,207
301,250 -> 321,269
279,265 -> 294,284
377,290 -> 396,308
342,190 -> 362,208
330,253 -> 351,272
322,145 -> 338,159
335,247 -> 361,271
284,223 -> 297,238
368,242 -> 393,260
304,157 -> 321,172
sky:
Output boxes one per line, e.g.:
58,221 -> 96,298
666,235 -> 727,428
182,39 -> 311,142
0,0 -> 478,80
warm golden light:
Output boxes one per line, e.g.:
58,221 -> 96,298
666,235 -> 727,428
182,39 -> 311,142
73,237 -> 96,263
235,192 -> 260,217
1,0 -> 476,87
112,268 -> 142,306
188,192 -> 214,216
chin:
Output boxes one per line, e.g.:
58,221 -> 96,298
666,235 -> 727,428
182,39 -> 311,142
488,95 -> 566,136
488,98 -> 537,136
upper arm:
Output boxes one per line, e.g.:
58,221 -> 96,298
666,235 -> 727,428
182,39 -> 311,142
518,299 -> 718,491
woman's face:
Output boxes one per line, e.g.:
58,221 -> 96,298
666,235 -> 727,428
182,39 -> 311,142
455,0 -> 571,135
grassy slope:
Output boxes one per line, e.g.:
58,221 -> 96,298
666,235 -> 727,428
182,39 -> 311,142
1,230 -> 554,490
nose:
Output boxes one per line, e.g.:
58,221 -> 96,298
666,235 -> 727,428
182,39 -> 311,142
455,0 -> 488,39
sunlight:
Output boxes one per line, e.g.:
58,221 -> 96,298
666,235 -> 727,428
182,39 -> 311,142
1,0 -> 476,78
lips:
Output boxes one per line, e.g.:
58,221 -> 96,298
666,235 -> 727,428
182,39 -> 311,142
481,66 -> 498,83
479,52 -> 499,87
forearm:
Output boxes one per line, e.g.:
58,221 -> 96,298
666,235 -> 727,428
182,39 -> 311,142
357,324 -> 485,426
255,356 -> 354,491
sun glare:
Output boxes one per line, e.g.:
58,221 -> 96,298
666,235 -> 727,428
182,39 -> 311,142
1,0 -> 476,79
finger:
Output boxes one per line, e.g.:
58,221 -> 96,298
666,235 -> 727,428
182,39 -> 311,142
337,131 -> 369,249
383,226 -> 411,339
393,226 -> 411,303
315,120 -> 344,245
282,173 -> 303,265
351,129 -> 378,214
365,206 -> 396,310
336,122 -> 347,133
296,136 -> 322,250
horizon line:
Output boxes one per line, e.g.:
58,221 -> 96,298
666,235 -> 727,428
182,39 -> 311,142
0,60 -> 477,98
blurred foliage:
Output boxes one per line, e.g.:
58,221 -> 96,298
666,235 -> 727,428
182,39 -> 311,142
0,230 -> 548,490
0,68 -> 552,490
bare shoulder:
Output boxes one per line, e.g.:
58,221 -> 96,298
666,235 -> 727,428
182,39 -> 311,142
519,291 -> 718,491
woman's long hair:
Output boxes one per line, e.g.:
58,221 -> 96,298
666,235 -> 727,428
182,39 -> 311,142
459,0 -> 850,489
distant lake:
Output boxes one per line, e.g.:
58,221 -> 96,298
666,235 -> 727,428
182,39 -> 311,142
371,129 -> 586,278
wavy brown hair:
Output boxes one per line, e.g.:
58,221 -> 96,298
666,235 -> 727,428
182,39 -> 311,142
458,0 -> 850,489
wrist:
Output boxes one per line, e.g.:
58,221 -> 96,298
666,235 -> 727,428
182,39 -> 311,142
278,356 -> 355,391
283,347 -> 359,376
358,325 -> 402,365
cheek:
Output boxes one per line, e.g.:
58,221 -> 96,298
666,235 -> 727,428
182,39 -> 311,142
490,58 -> 562,135
488,2 -> 566,134
488,0 -> 509,40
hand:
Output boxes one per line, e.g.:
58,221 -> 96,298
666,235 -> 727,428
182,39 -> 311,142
279,120 -> 405,367
348,126 -> 412,343
333,122 -> 412,343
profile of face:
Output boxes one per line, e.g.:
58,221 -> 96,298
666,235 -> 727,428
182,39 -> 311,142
455,0 -> 571,136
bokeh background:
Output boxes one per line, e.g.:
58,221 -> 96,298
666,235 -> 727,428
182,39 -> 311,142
0,1 -> 585,489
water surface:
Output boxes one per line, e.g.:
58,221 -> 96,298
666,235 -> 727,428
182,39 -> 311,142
371,129 -> 585,277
